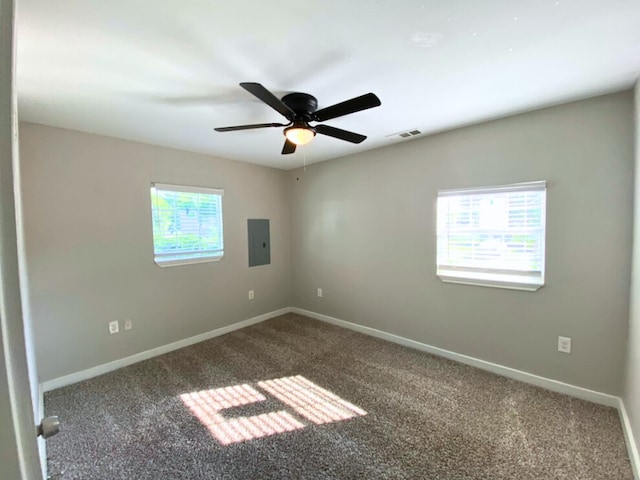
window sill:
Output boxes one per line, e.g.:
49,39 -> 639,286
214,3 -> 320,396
155,255 -> 224,268
437,268 -> 543,291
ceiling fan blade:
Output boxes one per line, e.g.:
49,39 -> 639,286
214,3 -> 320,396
282,139 -> 297,155
313,93 -> 381,122
214,122 -> 287,132
316,124 -> 367,144
240,82 -> 295,119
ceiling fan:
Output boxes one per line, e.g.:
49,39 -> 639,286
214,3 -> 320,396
214,82 -> 381,155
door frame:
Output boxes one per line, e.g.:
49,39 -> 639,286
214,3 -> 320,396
0,0 -> 44,477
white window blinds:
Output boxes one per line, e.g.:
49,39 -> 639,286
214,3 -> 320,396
150,183 -> 224,266
436,181 -> 546,291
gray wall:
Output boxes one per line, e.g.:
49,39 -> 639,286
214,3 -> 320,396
19,91 -> 636,398
624,79 -> 640,466
289,91 -> 634,395
19,123 -> 291,382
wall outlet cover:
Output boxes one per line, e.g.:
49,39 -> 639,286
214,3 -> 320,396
558,336 -> 572,354
248,290 -> 255,300
124,319 -> 133,331
317,288 -> 323,298
108,321 -> 119,334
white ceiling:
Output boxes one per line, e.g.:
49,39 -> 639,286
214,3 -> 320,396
16,0 -> 640,170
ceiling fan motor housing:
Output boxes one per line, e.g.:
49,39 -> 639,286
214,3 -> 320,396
281,92 -> 318,121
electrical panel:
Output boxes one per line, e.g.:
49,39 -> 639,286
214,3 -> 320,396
248,219 -> 270,267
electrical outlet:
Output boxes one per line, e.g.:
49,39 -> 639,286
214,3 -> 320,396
108,320 -> 119,335
317,288 -> 323,298
558,336 -> 571,354
248,290 -> 254,300
124,319 -> 133,331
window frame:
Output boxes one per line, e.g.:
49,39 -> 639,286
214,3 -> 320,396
436,181 -> 546,291
150,182 -> 224,268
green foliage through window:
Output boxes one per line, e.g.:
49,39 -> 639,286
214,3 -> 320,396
150,184 -> 224,265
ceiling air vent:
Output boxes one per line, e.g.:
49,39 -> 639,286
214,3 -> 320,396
387,129 -> 422,139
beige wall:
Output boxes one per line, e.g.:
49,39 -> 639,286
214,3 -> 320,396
289,91 -> 634,395
624,79 -> 640,467
19,123 -> 291,382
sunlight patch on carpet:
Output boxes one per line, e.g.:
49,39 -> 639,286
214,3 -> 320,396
258,375 -> 367,425
180,375 -> 366,445
180,384 -> 304,445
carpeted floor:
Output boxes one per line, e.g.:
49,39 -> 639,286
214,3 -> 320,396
44,313 -> 633,479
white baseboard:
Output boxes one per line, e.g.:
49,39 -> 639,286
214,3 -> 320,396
291,307 -> 619,408
618,398 -> 640,479
41,307 -> 291,392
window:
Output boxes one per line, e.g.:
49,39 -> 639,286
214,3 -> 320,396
150,183 -> 224,267
436,181 -> 546,291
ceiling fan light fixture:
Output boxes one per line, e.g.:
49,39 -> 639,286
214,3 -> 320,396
284,125 -> 316,145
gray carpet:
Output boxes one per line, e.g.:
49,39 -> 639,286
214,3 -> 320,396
44,313 -> 633,479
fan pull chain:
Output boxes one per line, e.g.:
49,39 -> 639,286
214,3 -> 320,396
302,144 -> 307,172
